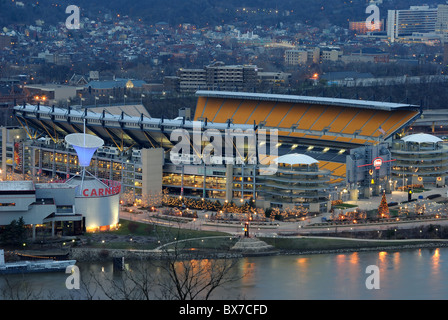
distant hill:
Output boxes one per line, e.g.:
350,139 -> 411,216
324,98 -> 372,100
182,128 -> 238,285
70,0 -> 448,27
0,0 -> 445,29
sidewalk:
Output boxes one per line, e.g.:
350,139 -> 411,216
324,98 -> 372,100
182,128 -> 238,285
118,186 -> 448,237
345,187 -> 448,211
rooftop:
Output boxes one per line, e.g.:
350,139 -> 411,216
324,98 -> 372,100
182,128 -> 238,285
24,84 -> 83,91
195,90 -> 419,112
401,133 -> 443,144
35,183 -> 76,189
13,103 -> 256,132
0,181 -> 35,191
87,104 -> 151,118
274,153 -> 319,165
85,78 -> 147,89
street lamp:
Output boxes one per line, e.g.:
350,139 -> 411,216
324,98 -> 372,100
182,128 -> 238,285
243,221 -> 249,237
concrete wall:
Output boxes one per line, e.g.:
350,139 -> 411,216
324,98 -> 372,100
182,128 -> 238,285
1,127 -> 27,180
70,247 -> 161,261
35,185 -> 77,206
75,194 -> 119,229
0,202 -> 56,226
1,127 -> 6,181
141,148 -> 163,197
0,193 -> 35,212
226,164 -> 233,202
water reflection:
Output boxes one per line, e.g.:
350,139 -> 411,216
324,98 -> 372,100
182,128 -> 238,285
431,248 -> 440,271
2,248 -> 448,299
378,251 -> 387,263
240,260 -> 256,287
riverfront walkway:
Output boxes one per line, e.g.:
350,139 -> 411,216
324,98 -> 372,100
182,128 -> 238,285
119,187 -> 448,240
154,236 -> 235,250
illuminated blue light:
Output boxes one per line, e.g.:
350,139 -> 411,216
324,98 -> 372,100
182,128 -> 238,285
65,133 -> 104,168
72,145 -> 99,167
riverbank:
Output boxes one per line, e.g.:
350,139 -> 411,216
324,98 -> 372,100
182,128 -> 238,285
7,236 -> 448,263
8,218 -> 448,263
272,240 -> 448,256
64,235 -> 448,262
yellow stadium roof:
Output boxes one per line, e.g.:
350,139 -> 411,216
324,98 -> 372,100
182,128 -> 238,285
194,91 -> 421,145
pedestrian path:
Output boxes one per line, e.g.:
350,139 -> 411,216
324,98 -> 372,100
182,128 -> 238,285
345,187 -> 448,211
154,236 -> 236,251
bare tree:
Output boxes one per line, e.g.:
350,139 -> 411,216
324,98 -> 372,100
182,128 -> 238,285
0,275 -> 45,300
156,243 -> 241,300
75,227 -> 243,300
82,265 -> 156,300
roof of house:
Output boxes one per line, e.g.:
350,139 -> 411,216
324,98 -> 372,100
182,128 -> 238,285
85,78 -> 147,89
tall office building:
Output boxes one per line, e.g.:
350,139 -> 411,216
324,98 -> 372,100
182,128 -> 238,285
387,6 -> 438,42
174,62 -> 259,92
436,4 -> 448,43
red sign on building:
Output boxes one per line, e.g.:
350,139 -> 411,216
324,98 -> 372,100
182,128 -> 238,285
357,157 -> 395,170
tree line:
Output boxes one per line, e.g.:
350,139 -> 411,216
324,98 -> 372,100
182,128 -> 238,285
0,217 -> 27,246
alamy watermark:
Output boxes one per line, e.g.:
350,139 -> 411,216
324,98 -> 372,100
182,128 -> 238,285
365,265 -> 380,290
66,5 -> 80,30
365,4 -> 381,31
169,124 -> 279,175
65,264 -> 80,290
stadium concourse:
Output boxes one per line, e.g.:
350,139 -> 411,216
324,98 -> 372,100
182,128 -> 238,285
9,90 -> 422,214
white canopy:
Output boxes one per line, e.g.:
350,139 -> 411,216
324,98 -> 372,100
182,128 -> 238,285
401,133 -> 442,144
65,133 -> 104,167
65,133 -> 104,148
274,153 -> 319,165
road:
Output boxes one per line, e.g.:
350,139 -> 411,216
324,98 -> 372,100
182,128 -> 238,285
119,206 -> 448,237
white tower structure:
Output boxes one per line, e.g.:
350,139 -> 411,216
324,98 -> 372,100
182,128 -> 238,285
64,130 -> 120,232
65,132 -> 104,192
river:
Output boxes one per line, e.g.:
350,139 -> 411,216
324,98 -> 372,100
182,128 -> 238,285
1,247 -> 447,300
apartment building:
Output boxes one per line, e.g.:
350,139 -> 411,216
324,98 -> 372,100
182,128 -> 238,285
284,50 -> 308,65
172,62 -> 259,93
387,6 -> 438,43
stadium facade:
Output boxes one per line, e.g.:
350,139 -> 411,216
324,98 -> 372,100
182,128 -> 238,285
4,90 -> 424,219
391,133 -> 448,188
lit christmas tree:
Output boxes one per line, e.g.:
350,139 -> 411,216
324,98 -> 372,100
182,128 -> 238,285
378,191 -> 390,218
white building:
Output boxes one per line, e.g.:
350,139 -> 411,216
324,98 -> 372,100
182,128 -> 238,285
391,133 -> 448,187
387,6 -> 439,43
436,4 -> 448,43
0,181 -> 81,238
0,177 -> 120,236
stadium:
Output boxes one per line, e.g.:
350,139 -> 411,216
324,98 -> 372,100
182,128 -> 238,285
5,90 -> 422,218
